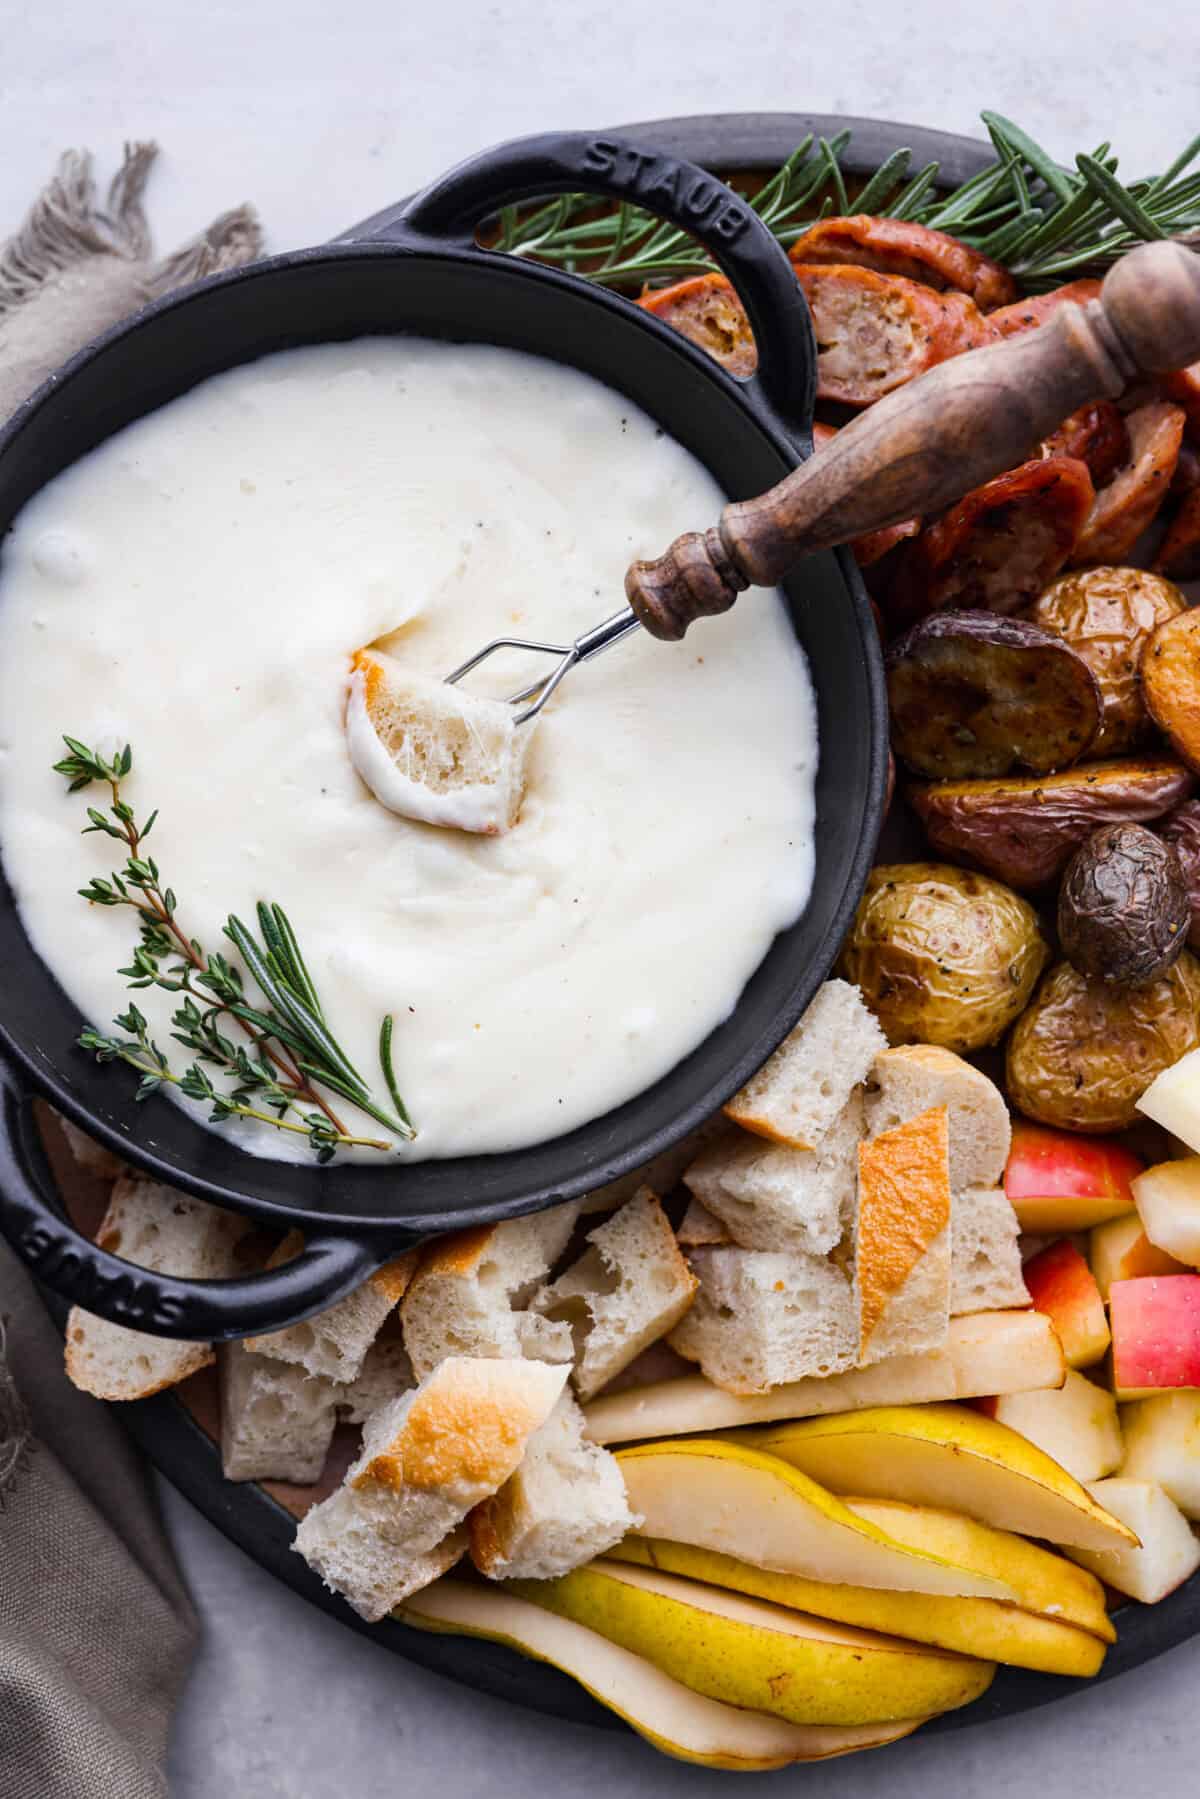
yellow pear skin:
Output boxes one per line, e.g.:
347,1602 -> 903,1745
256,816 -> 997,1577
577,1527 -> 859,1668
400,1578 -> 929,1770
608,1537 -> 1108,1678
738,1406 -> 1137,1552
614,1437 -> 1018,1598
509,1559 -> 996,1727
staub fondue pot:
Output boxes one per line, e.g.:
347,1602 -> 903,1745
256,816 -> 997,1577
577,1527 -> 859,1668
0,132 -> 887,1339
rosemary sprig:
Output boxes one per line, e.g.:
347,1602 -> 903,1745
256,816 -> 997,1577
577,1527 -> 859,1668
492,112 -> 1200,295
55,736 -> 416,1161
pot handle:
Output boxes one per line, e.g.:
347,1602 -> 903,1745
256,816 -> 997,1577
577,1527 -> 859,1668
374,130 -> 816,447
0,1065 -> 390,1343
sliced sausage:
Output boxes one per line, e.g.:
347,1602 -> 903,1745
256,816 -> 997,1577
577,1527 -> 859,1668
787,215 -> 1018,308
1156,487 -> 1200,581
638,272 -> 757,377
887,456 -> 1095,624
1160,362 -> 1200,436
1071,401 -> 1185,566
792,263 -> 997,406
1041,401 -> 1130,487
988,279 -> 1102,337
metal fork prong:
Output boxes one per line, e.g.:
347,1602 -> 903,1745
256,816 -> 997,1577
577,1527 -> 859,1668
513,648 -> 578,726
444,635 -> 572,687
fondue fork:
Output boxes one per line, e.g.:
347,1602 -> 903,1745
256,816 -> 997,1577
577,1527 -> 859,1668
446,239 -> 1200,710
445,608 -> 642,724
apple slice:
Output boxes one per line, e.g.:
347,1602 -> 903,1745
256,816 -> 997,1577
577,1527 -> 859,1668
739,1405 -> 1137,1551
1120,1392 -> 1200,1517
400,1577 -> 930,1768
614,1439 -> 1018,1597
1006,1122 -> 1141,1232
982,1372 -> 1123,1484
1132,1157 -> 1200,1266
610,1518 -> 1110,1677
1089,1214 -> 1188,1302
583,1310 -> 1063,1445
1110,1274 -> 1200,1397
1022,1240 -> 1110,1368
1137,1045 -> 1200,1151
510,1559 -> 996,1726
1064,1478 -> 1200,1602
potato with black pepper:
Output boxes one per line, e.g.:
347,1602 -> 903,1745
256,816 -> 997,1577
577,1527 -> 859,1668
910,757 -> 1194,890
1160,801 -> 1200,948
838,861 -> 1049,1052
886,611 -> 1101,779
1030,567 -> 1187,756
1006,953 -> 1200,1133
1057,823 -> 1190,986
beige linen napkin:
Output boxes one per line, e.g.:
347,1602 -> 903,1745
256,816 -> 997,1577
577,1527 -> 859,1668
0,144 -> 263,1799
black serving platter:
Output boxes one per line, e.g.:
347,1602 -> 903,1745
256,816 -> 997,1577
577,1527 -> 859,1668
57,110 -> 1200,1742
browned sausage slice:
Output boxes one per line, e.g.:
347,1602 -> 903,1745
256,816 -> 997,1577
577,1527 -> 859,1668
1041,401 -> 1129,486
1161,362 -> 1200,435
638,273 -> 757,376
1156,487 -> 1200,581
792,263 -> 997,406
988,279 -> 1103,337
1071,402 -> 1185,566
887,456 -> 1095,624
787,214 -> 1018,308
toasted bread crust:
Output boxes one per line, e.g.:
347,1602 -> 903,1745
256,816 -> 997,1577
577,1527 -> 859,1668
352,1359 -> 564,1495
857,1106 -> 951,1356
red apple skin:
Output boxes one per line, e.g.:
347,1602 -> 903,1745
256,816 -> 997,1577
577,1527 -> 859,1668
1006,1124 -> 1143,1233
1023,1239 -> 1111,1369
1110,1275 -> 1200,1396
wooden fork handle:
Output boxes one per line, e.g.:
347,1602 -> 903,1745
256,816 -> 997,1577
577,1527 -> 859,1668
626,239 -> 1200,640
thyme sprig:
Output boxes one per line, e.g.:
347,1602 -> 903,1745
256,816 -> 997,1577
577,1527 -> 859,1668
493,112 -> 1200,294
55,736 -> 415,1161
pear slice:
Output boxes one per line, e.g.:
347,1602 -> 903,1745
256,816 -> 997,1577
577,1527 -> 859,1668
607,1535 -> 1107,1678
614,1439 -> 1018,1597
510,1559 -> 995,1726
845,1499 -> 1115,1643
583,1309 -> 1063,1445
400,1578 -> 929,1769
740,1405 -> 1137,1552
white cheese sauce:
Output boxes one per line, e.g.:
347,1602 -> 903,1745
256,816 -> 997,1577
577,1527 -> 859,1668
0,339 -> 818,1162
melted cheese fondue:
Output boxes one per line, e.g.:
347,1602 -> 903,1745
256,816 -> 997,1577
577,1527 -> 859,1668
0,339 -> 818,1161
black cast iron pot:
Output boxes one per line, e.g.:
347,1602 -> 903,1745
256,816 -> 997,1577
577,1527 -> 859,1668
0,131 -> 886,1340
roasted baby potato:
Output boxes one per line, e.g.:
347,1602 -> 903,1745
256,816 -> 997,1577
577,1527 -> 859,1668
1030,566 -> 1188,756
839,861 -> 1049,1051
787,214 -> 1017,308
1057,823 -> 1189,986
888,456 -> 1095,623
1160,359 -> 1200,435
1006,953 -> 1200,1132
910,758 -> 1195,890
1142,607 -> 1200,773
886,611 -> 1100,779
1160,801 -> 1200,949
791,264 -> 996,406
1071,402 -> 1185,567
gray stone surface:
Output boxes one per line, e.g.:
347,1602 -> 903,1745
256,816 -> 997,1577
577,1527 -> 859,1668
8,1 -> 1200,1790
